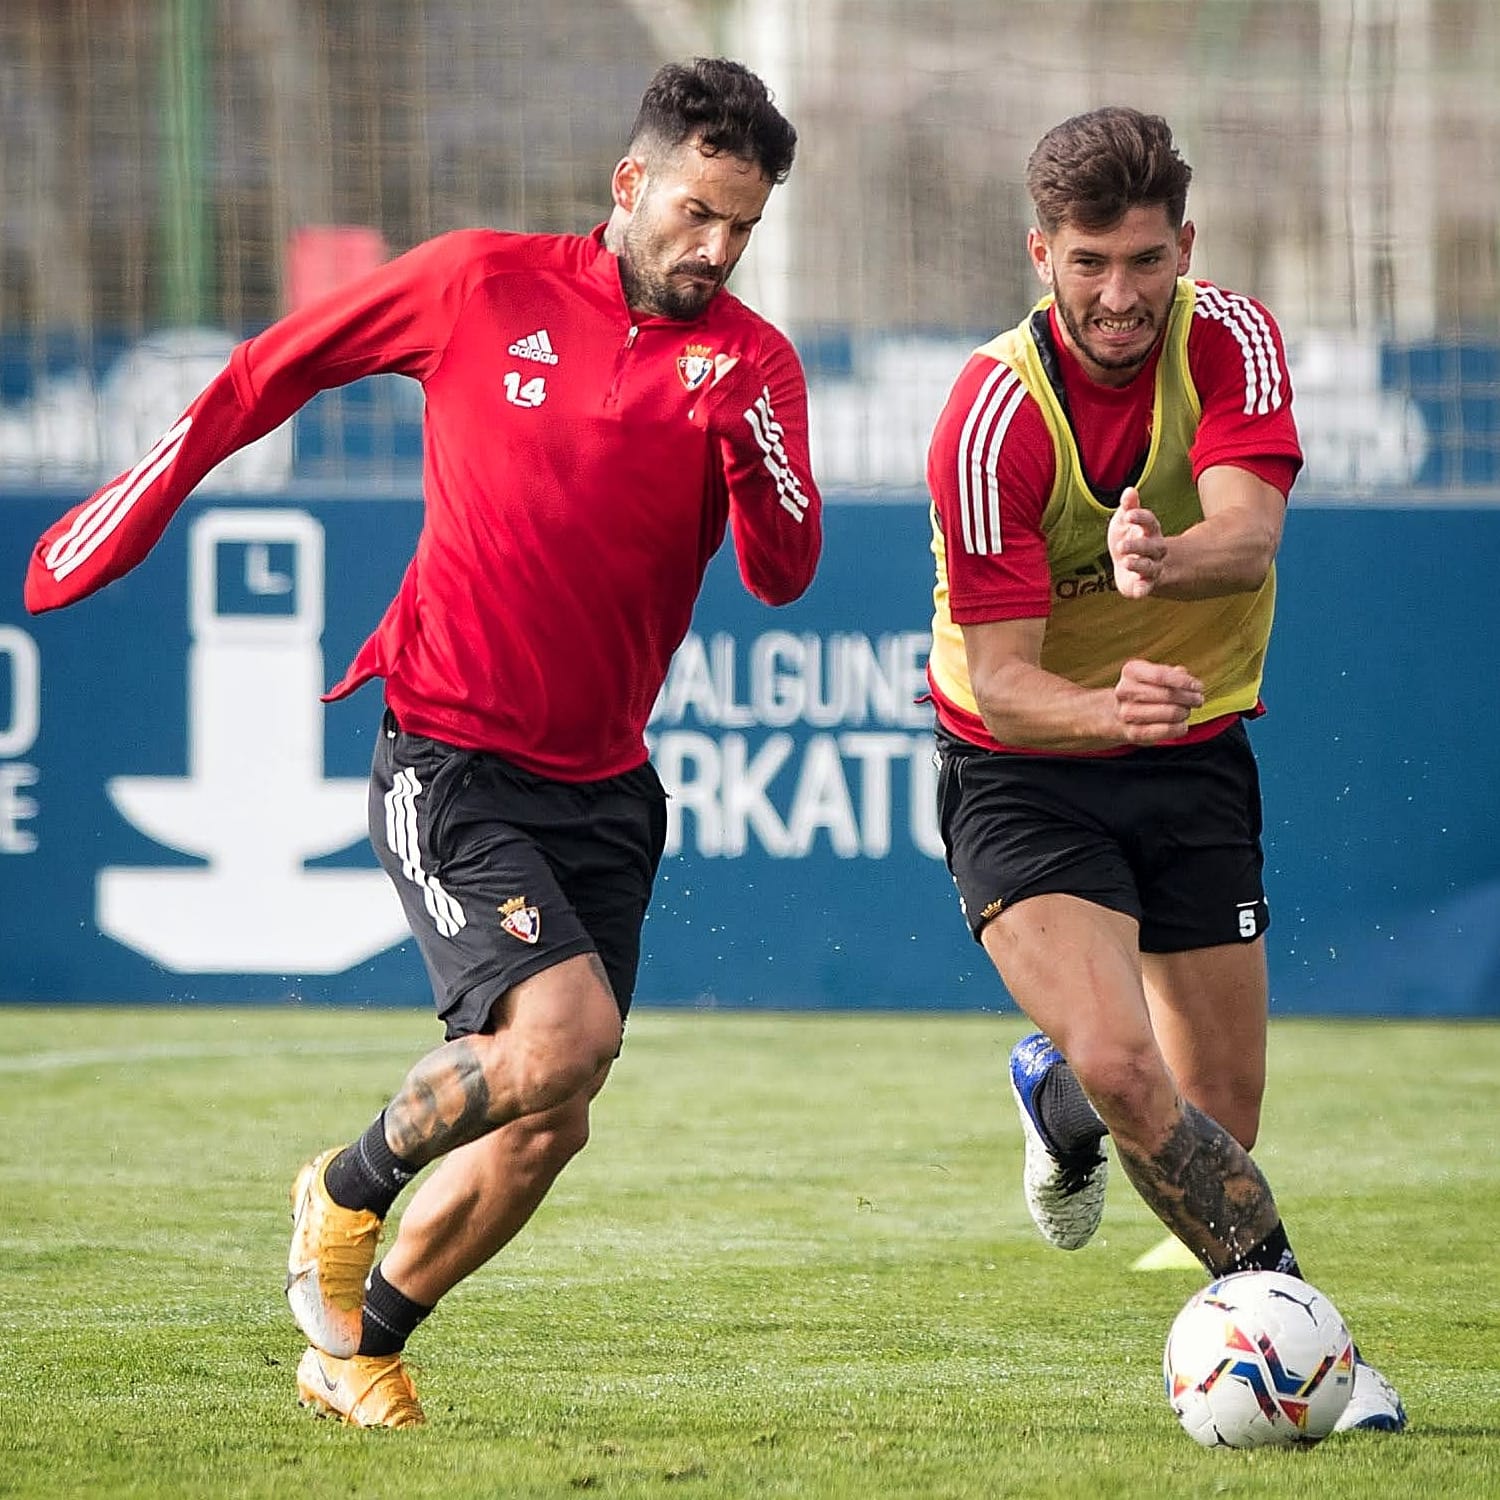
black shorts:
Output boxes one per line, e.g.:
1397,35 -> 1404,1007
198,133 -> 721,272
935,721 -> 1269,954
370,710 -> 668,1039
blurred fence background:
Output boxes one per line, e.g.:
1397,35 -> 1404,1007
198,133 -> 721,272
2,0 -> 1498,496
3,0 -> 1498,1013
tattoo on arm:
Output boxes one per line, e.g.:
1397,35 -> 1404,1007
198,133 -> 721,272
384,1037 -> 496,1167
1114,1100 -> 1281,1273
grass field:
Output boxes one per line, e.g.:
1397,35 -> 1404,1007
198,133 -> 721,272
0,1007 -> 1496,1499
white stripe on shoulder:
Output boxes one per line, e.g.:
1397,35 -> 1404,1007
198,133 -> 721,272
956,364 -> 1022,556
1193,284 -> 1284,416
977,378 -> 1028,556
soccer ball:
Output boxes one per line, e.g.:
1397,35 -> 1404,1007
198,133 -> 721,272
1164,1270 -> 1355,1448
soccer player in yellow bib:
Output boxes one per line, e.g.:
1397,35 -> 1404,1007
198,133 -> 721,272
925,106 -> 1403,1432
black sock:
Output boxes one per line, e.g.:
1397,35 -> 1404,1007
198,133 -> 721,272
359,1262 -> 433,1357
323,1111 -> 419,1218
1034,1059 -> 1107,1157
1223,1220 -> 1302,1278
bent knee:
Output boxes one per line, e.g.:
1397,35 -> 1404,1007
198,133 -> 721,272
515,1098 -> 592,1167
506,1034 -> 614,1112
486,958 -> 622,1111
1068,1040 -> 1175,1140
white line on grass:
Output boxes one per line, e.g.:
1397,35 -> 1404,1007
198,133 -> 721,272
0,1038 -> 419,1074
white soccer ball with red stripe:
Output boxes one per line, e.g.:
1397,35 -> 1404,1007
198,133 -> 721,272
1164,1270 -> 1356,1448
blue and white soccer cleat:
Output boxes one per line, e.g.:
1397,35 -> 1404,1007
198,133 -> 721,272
1334,1357 -> 1408,1433
1009,1031 -> 1108,1250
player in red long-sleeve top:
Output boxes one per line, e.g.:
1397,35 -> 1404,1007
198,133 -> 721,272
25,59 -> 821,1427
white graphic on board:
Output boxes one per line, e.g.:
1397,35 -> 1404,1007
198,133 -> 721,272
1286,333 -> 1430,488
97,509 -> 408,972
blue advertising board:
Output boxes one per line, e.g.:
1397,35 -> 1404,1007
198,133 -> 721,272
2,494 -> 1498,1015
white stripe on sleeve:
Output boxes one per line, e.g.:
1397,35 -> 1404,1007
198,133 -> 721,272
1193,285 -> 1284,416
44,417 -> 193,582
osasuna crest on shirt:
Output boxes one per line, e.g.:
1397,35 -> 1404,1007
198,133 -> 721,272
677,343 -> 714,391
498,895 -> 540,944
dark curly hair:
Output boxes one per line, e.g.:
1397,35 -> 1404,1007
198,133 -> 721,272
1026,107 -> 1192,234
627,58 -> 797,185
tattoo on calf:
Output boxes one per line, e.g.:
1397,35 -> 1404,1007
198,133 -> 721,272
1115,1100 -> 1280,1272
384,1037 -> 496,1166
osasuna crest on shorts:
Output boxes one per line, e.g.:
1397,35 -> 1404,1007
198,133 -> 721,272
499,896 -> 540,944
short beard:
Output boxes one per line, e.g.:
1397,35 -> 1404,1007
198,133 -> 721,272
618,247 -> 721,321
1053,280 -> 1158,378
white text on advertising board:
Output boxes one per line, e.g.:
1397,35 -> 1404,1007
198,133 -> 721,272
0,626 -> 41,854
647,630 -> 942,860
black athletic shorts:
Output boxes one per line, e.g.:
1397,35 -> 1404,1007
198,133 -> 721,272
935,720 -> 1269,954
370,709 -> 668,1039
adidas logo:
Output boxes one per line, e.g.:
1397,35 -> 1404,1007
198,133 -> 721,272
507,329 -> 559,364
1054,550 -> 1117,601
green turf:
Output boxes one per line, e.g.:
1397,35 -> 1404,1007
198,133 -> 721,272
0,1008 -> 1495,1498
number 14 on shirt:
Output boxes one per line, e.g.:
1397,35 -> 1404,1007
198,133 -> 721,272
503,372 -> 547,408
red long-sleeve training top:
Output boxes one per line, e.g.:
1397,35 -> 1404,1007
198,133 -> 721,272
25,226 -> 822,780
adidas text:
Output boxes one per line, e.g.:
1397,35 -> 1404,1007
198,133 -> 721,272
508,330 -> 559,365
